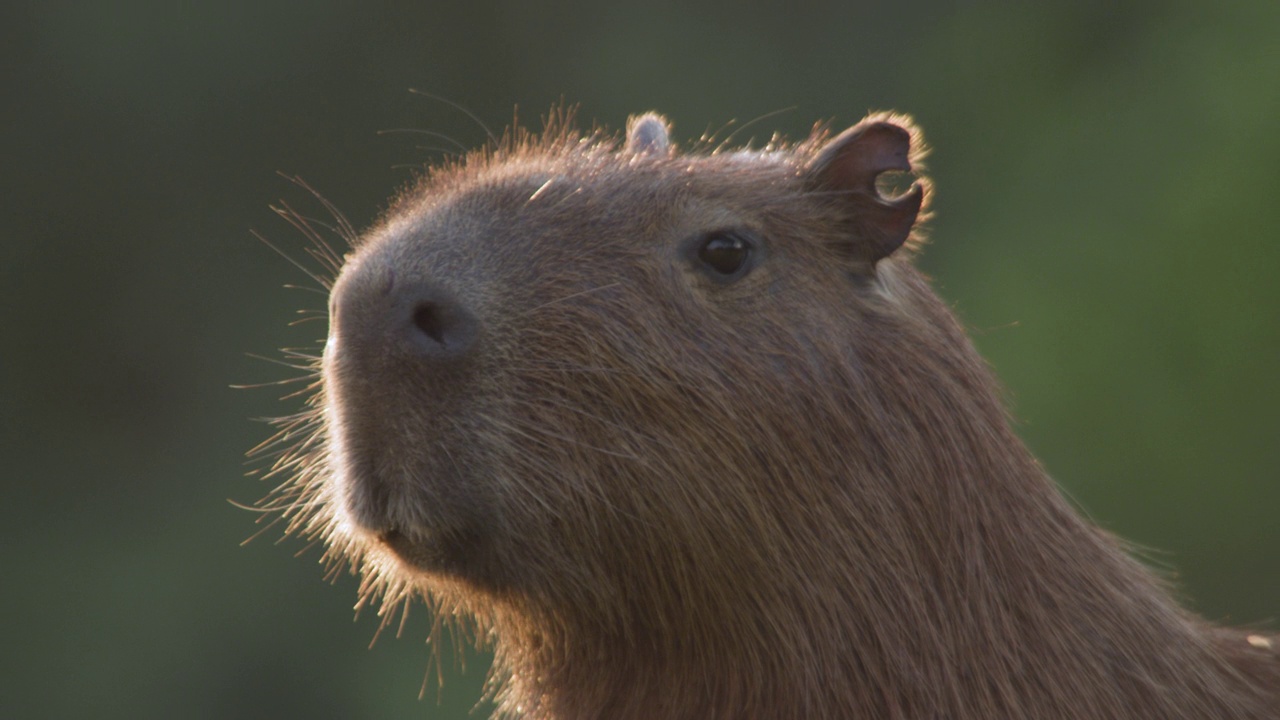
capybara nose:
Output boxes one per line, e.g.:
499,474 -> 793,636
330,261 -> 479,365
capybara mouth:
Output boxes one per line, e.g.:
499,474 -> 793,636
375,524 -> 482,579
375,527 -> 438,571
377,527 -> 417,560
377,527 -> 405,544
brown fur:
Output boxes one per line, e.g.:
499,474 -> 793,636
256,109 -> 1279,719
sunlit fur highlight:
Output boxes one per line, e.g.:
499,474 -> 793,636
252,109 -> 1278,719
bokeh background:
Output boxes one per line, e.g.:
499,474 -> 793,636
4,1 -> 1277,718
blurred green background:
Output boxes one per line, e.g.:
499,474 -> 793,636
3,1 -> 1277,718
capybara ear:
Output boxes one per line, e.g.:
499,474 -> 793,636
803,115 -> 925,265
626,112 -> 672,156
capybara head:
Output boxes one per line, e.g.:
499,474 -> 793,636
320,110 -> 951,612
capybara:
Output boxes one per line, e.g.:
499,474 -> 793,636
256,110 -> 1278,719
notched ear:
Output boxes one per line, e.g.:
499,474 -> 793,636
803,114 -> 928,265
626,112 -> 672,156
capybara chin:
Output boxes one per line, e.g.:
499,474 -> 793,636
259,110 -> 1277,719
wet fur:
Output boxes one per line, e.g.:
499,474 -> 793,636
255,109 -> 1278,719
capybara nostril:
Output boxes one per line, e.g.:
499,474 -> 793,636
412,302 -> 448,347
402,291 -> 477,359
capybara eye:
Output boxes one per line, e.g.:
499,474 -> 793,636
697,231 -> 752,278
